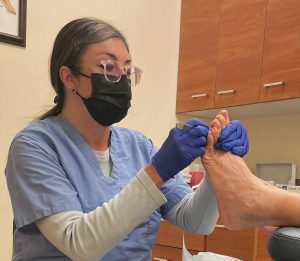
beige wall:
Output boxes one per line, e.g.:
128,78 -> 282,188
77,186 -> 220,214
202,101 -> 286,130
0,1 -> 299,260
243,114 -> 300,174
177,113 -> 300,176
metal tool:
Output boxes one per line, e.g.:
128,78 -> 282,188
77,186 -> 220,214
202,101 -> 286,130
176,122 -> 193,132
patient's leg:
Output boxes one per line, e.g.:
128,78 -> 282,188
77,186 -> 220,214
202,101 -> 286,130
202,112 -> 296,229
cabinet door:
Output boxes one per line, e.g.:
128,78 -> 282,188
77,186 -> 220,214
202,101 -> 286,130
155,220 -> 205,251
155,220 -> 183,248
260,0 -> 300,102
152,245 -> 183,261
215,0 -> 267,108
152,245 -> 198,261
205,226 -> 255,261
176,0 -> 220,113
256,231 -> 273,261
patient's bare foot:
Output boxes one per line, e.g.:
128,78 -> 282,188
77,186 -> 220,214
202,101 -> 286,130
202,111 -> 281,229
210,110 -> 229,142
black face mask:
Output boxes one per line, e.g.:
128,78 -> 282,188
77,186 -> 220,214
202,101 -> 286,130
76,73 -> 132,126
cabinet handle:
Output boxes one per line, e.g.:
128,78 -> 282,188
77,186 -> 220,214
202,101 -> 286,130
153,258 -> 168,261
191,93 -> 207,98
263,81 -> 285,88
215,224 -> 226,228
217,89 -> 236,95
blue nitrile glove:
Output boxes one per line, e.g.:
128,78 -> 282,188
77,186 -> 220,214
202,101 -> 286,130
214,120 -> 249,157
152,119 -> 209,182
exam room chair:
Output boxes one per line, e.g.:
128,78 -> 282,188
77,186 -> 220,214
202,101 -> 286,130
267,227 -> 300,261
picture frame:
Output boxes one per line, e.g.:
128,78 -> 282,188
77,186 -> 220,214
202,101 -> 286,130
0,0 -> 27,47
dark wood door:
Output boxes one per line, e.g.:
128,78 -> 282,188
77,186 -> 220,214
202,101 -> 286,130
260,0 -> 300,102
176,0 -> 220,113
215,0 -> 267,108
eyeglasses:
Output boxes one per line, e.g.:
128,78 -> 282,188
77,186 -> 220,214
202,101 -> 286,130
98,60 -> 143,86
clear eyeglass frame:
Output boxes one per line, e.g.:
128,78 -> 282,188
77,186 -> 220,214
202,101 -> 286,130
99,60 -> 143,86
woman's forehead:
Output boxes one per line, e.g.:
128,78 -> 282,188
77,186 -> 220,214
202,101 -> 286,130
82,38 -> 130,62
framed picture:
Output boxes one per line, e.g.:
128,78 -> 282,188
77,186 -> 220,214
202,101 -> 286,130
0,0 -> 26,47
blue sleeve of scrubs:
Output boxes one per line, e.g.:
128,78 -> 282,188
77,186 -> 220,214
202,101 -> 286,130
5,132 -> 82,229
147,139 -> 193,217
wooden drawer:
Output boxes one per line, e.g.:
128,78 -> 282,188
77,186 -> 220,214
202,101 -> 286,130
153,220 -> 272,261
206,226 -> 255,261
206,226 -> 272,261
155,220 -> 205,251
256,230 -> 273,261
152,244 -> 198,261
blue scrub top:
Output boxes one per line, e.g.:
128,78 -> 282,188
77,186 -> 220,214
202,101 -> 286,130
5,115 -> 192,261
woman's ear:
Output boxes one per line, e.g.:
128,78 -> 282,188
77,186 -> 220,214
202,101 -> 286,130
59,66 -> 76,91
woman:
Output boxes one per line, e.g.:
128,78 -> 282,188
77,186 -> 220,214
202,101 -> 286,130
5,18 -> 248,261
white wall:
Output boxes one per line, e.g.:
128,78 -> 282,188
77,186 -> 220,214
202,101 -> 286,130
1,1 -> 300,260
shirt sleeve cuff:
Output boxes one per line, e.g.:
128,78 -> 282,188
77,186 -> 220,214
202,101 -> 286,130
138,168 -> 167,206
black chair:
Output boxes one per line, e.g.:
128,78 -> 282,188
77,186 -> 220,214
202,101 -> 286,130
267,227 -> 300,261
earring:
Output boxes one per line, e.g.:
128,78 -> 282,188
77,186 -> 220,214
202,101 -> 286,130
72,88 -> 76,93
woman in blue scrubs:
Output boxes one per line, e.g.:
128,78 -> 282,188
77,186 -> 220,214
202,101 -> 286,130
5,18 -> 248,261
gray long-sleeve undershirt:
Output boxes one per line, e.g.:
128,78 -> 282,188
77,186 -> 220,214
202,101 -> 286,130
36,169 -> 218,261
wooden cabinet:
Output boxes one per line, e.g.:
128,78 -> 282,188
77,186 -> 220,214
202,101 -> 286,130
260,0 -> 300,102
176,0 -> 220,113
176,0 -> 300,114
152,245 -> 184,261
152,220 -> 204,261
152,221 -> 272,261
215,0 -> 267,108
206,224 -> 272,261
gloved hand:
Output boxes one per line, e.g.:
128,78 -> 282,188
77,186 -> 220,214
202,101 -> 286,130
214,120 -> 249,157
152,119 -> 209,182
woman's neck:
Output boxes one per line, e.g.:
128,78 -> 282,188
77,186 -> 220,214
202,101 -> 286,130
61,104 -> 111,151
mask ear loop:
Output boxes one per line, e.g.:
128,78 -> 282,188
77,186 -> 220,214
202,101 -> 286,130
70,68 -> 92,100
72,87 -> 88,100
54,88 -> 76,104
73,70 -> 90,97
